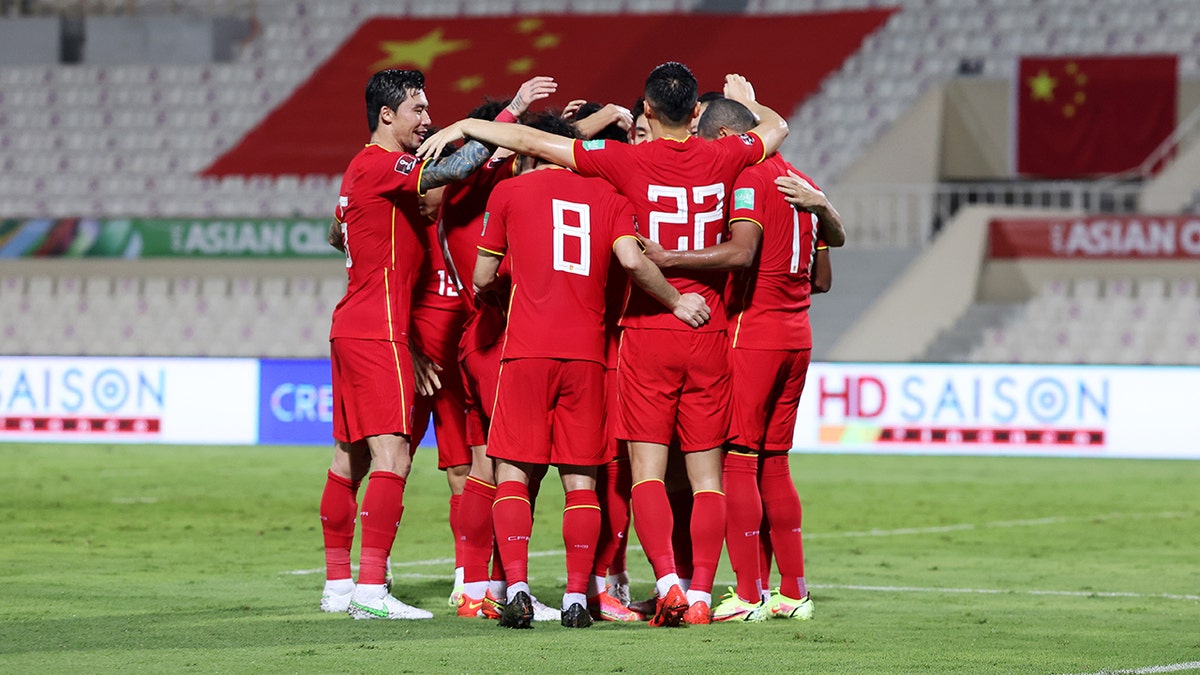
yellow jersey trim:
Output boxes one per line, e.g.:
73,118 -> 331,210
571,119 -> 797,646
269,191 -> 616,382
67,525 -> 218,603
477,245 -> 506,257
730,216 -> 764,231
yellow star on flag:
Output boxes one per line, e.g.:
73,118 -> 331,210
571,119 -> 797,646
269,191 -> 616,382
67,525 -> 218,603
455,75 -> 484,92
372,28 -> 470,72
516,18 -> 543,33
507,57 -> 534,74
1027,69 -> 1057,102
533,33 -> 560,50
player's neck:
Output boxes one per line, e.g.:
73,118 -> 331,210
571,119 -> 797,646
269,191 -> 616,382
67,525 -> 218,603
368,131 -> 408,154
650,120 -> 691,142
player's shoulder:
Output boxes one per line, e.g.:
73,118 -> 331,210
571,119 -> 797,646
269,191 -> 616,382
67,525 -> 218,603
354,143 -> 421,174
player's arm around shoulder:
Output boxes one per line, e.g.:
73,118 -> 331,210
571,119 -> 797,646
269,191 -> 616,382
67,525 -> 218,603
812,246 -> 832,294
723,74 -> 788,158
613,237 -> 710,328
775,170 -> 846,247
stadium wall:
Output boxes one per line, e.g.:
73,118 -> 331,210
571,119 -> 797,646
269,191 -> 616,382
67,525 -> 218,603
2,356 -> 1195,459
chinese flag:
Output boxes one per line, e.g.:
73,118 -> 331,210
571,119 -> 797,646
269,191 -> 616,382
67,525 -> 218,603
203,11 -> 894,177
1016,55 -> 1176,177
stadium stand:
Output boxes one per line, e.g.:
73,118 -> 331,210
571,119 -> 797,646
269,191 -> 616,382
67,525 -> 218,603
1,0 -> 1199,363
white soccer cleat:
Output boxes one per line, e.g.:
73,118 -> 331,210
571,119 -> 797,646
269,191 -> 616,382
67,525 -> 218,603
320,583 -> 355,613
347,584 -> 433,620
530,594 -> 562,622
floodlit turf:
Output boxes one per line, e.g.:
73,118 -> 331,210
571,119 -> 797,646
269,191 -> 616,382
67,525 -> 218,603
0,445 -> 1197,674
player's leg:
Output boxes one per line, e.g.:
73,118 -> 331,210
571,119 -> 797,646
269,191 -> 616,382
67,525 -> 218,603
491,459 -> 536,629
590,365 -> 638,618
319,440 -> 369,612
681,446 -> 724,625
559,465 -> 600,628
665,447 -> 694,592
455,346 -> 502,618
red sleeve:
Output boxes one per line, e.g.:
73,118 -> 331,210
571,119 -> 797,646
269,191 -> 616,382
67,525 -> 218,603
478,186 -> 509,256
728,168 -> 768,228
610,195 -> 639,245
571,139 -> 630,188
365,150 -> 428,197
716,132 -> 767,169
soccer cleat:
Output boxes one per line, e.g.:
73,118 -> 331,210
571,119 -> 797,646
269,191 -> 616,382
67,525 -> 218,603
456,593 -> 487,618
561,602 -> 594,628
498,591 -> 534,629
448,583 -> 465,607
764,590 -> 814,620
648,584 -> 688,628
482,590 -> 504,620
347,587 -> 433,620
711,588 -> 767,623
530,594 -> 561,622
682,600 -> 711,625
320,585 -> 354,613
628,593 -> 658,618
589,590 -> 644,622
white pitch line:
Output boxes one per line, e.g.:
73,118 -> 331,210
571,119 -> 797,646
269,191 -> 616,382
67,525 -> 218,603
1056,661 -> 1200,675
809,511 -> 1192,540
811,584 -> 1200,603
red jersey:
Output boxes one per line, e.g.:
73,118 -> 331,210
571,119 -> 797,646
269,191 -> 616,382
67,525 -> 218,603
727,154 -> 821,350
414,220 -> 462,313
440,155 -> 516,308
479,167 -> 638,364
572,132 -> 766,332
329,143 -> 429,344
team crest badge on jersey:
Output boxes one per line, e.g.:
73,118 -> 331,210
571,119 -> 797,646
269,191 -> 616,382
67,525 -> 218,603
738,133 -> 755,146
582,139 -> 606,151
734,188 -> 755,210
395,154 -> 418,175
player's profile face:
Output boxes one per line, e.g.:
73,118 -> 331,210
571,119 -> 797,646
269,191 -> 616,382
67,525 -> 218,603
632,116 -> 651,145
390,89 -> 431,151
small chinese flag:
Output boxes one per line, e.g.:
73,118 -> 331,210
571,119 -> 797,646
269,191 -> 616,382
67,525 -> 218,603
1016,55 -> 1176,177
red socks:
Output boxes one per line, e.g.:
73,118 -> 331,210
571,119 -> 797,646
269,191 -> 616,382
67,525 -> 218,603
724,451 -> 763,602
593,459 -> 632,577
760,453 -> 805,599
563,490 -> 601,596
460,476 -> 497,585
688,490 -> 726,595
493,481 -> 532,586
631,479 -> 677,579
320,470 -> 359,581
357,470 -> 407,585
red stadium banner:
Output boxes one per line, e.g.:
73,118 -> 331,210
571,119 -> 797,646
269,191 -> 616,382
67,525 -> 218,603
989,215 -> 1200,259
204,11 -> 894,177
1015,55 -> 1177,178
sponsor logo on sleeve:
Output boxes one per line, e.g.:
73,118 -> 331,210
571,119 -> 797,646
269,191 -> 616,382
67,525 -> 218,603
582,139 -> 606,151
395,155 -> 418,175
734,187 -> 755,211
738,133 -> 755,146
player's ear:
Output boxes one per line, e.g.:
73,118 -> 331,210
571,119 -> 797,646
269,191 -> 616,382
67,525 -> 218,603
378,106 -> 394,125
718,126 -> 732,138
690,102 -> 701,121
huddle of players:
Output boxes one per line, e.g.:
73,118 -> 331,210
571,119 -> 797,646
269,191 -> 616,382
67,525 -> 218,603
318,61 -> 846,628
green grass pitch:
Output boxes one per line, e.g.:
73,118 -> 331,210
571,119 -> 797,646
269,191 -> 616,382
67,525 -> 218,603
0,444 -> 1197,674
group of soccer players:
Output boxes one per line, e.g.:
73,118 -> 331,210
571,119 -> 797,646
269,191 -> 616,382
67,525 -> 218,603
317,60 -> 845,628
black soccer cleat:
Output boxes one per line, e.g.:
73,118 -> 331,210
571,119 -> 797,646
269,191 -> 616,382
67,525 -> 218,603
498,591 -> 534,629
560,602 -> 594,628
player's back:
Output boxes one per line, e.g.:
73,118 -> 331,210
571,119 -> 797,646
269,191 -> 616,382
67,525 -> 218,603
573,134 -> 765,331
481,168 -> 636,364
331,143 -> 427,343
728,153 -> 819,350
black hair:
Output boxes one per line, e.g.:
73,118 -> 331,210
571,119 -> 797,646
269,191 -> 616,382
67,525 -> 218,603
698,91 -> 724,105
576,101 -> 628,143
631,97 -> 646,123
523,110 -> 579,166
467,97 -> 511,121
644,61 -> 697,126
697,98 -> 756,140
365,69 -> 425,133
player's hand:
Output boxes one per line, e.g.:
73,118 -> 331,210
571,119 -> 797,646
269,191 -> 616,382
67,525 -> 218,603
508,76 -> 557,117
672,292 -> 710,328
775,170 -> 827,211
327,219 -> 345,252
600,103 -> 633,131
723,73 -> 756,103
411,346 -> 443,396
560,99 -> 587,120
417,121 -> 466,160
637,234 -> 671,267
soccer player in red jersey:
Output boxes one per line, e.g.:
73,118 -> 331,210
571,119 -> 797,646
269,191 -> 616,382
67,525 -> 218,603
317,69 -> 545,620
471,112 -> 710,629
418,63 -> 789,627
642,97 -> 845,623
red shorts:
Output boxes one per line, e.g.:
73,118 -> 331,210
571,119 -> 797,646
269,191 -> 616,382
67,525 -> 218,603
460,339 -> 503,447
616,328 -> 731,452
412,306 -> 470,469
729,348 -> 811,452
331,337 -> 414,444
604,367 -> 624,462
487,358 -> 607,467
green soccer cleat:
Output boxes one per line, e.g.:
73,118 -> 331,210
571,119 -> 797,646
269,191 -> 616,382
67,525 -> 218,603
764,589 -> 814,620
711,588 -> 767,623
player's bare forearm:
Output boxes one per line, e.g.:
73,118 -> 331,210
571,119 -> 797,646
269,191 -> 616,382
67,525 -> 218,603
614,239 -> 709,328
473,251 -> 502,294
419,140 -> 494,192
640,221 -> 761,270
812,248 -> 832,294
813,203 -> 846,248
459,119 -> 576,168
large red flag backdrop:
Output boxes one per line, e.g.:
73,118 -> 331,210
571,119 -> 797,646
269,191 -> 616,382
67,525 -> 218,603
1016,55 -> 1177,178
204,11 -> 894,177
